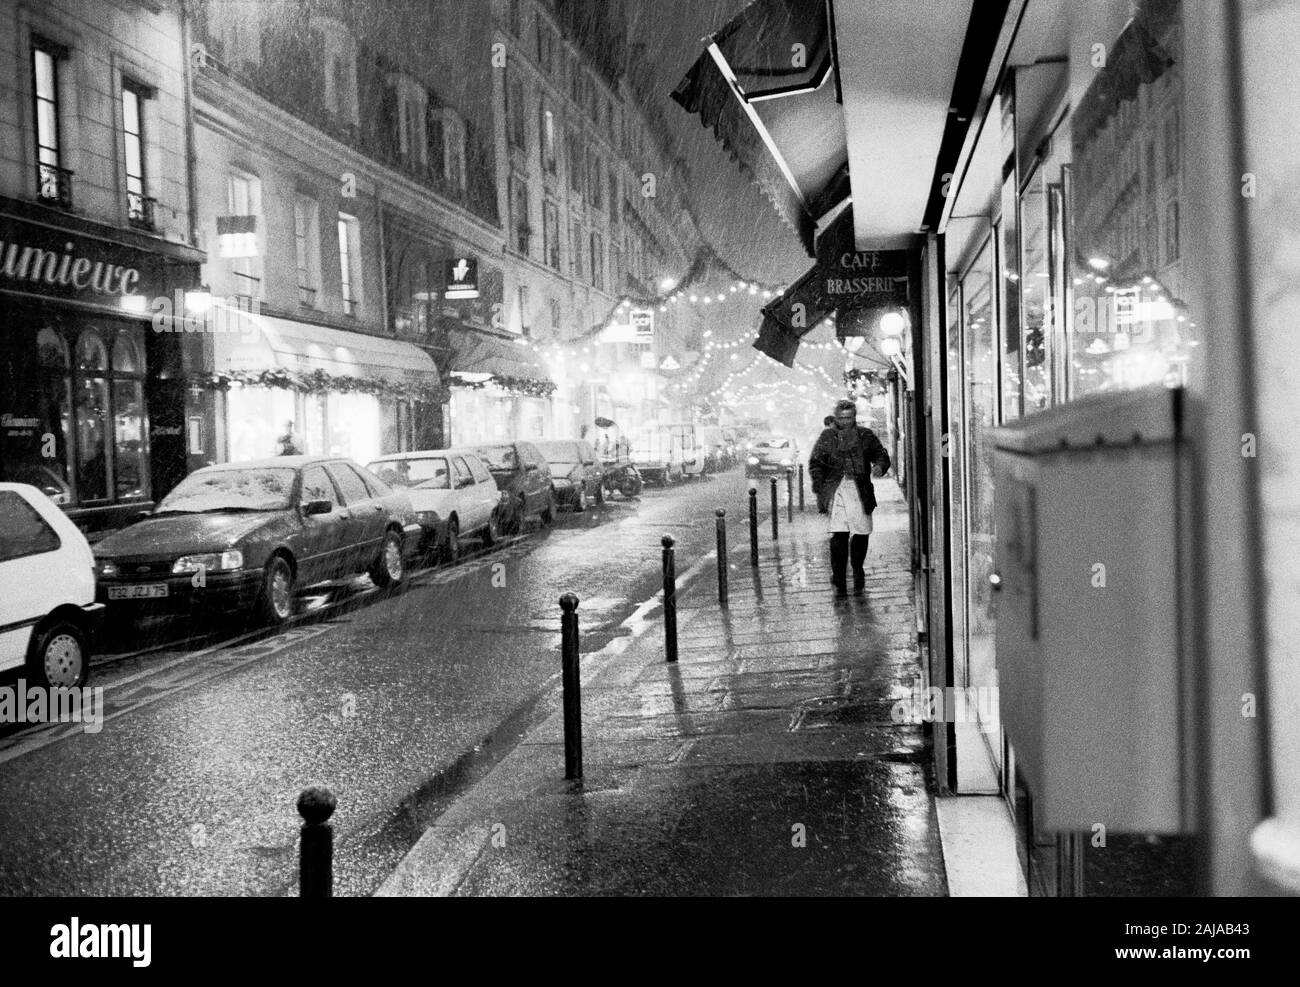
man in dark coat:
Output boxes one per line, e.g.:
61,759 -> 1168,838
809,399 -> 891,596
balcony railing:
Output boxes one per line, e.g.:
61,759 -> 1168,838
127,191 -> 156,231
37,163 -> 73,210
232,271 -> 262,305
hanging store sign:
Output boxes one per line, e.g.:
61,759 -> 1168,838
444,257 -> 479,299
631,308 -> 654,337
821,250 -> 910,309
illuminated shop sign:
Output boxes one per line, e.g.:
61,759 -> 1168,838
444,257 -> 479,299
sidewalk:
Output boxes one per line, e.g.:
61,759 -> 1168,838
378,481 -> 948,896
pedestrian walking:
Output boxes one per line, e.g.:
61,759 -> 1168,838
809,399 -> 891,597
275,420 -> 302,456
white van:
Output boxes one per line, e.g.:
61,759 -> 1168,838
0,483 -> 102,687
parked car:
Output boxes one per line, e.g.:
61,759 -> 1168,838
667,424 -> 705,478
746,436 -> 800,478
0,483 -> 102,688
366,448 -> 504,561
471,441 -> 555,533
535,439 -> 604,511
630,425 -> 687,485
92,456 -> 422,626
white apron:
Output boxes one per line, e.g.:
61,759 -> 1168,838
828,476 -> 873,535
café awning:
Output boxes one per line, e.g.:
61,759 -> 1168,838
209,305 -> 440,390
671,0 -> 847,256
450,332 -> 554,389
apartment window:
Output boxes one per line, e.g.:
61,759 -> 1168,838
608,167 -> 619,223
1164,109 -> 1180,179
550,298 -> 561,332
33,41 -> 70,207
507,76 -> 526,149
225,171 -> 262,300
570,219 -> 583,278
567,131 -> 583,195
537,24 -> 552,73
543,200 -> 560,270
1165,200 -> 1180,264
587,150 -> 603,210
294,195 -> 321,307
610,242 -> 621,289
539,103 -> 557,174
426,107 -> 444,180
589,231 -> 604,291
442,111 -> 466,190
122,82 -> 153,229
510,175 -> 531,254
517,284 -> 530,335
570,57 -> 582,104
508,0 -> 522,38
338,213 -> 360,315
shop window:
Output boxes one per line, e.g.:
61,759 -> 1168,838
110,338 -> 146,502
122,81 -> 153,230
32,40 -> 70,208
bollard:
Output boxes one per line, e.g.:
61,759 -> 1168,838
715,508 -> 728,608
770,476 -> 779,540
559,593 -> 582,780
798,463 -> 805,511
748,487 -> 759,567
662,534 -> 678,663
297,786 -> 336,898
786,469 -> 794,523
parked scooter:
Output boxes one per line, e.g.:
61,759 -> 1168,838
592,417 -> 644,498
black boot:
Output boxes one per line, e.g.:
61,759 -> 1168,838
850,534 -> 870,594
830,533 -> 849,597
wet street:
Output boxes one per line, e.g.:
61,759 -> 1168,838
0,472 -> 754,896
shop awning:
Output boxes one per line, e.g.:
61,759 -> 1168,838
671,0 -> 846,256
208,305 -> 440,388
450,331 -> 554,389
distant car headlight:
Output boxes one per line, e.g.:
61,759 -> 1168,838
747,456 -> 760,466
97,560 -> 120,578
173,550 -> 243,574
780,458 -> 792,467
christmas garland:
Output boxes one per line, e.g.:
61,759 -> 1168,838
191,367 -> 557,401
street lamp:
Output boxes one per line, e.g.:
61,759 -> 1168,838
880,336 -> 901,358
879,310 -> 906,337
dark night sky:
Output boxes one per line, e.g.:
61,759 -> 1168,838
626,0 -> 811,288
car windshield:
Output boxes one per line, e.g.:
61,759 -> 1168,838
475,445 -> 517,471
156,468 -> 295,512
757,439 -> 790,450
367,458 -> 449,490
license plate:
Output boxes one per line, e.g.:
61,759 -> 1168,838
108,583 -> 169,600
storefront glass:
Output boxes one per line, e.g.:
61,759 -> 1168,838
227,386 -> 296,463
1067,0 -> 1192,398
946,283 -> 968,693
1020,167 -> 1052,414
963,237 -> 1001,775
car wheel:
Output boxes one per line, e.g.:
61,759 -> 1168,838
574,485 -> 587,512
29,619 -> 88,689
507,495 -> 526,534
441,519 -> 460,564
483,510 -> 500,546
258,555 -> 295,625
541,492 -> 554,526
371,529 -> 405,586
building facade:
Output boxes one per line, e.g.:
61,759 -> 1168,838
0,0 -> 205,536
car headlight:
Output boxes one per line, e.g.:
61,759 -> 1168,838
173,550 -> 243,574
747,456 -> 759,466
780,459 -> 792,467
97,560 -> 120,578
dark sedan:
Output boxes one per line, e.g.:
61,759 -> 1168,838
93,456 -> 421,625
535,439 -> 603,512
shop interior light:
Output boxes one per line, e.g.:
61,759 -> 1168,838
659,277 -> 677,291
184,289 -> 212,313
120,295 -> 148,313
1088,256 -> 1111,271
